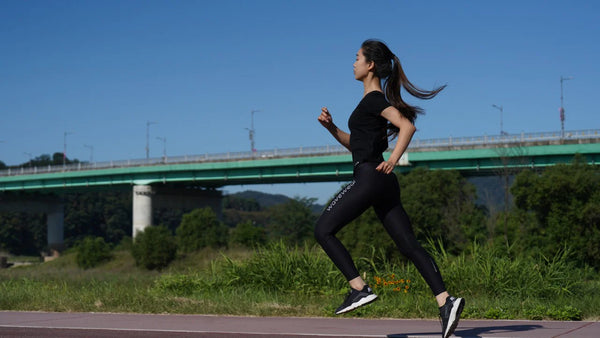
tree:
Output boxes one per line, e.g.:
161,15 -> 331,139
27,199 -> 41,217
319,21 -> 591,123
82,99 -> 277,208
176,207 -> 228,252
0,211 -> 45,255
511,156 -> 600,268
102,192 -> 132,243
223,195 -> 261,211
222,194 -> 268,228
266,197 -> 317,245
0,153 -> 133,254
75,236 -> 113,269
52,152 -> 78,165
230,220 -> 267,247
33,154 -> 52,166
154,207 -> 188,234
398,168 -> 487,253
64,192 -> 130,247
223,208 -> 268,228
491,144 -> 529,248
131,225 -> 177,270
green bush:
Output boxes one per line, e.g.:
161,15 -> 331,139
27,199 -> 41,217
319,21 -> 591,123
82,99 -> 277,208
484,307 -> 507,319
114,236 -> 133,251
176,207 -> 228,252
131,225 -> 177,270
230,220 -> 266,247
525,305 -> 582,321
75,236 -> 113,269
153,273 -> 203,296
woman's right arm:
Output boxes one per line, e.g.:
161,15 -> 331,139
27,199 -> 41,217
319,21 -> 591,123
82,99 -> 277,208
318,107 -> 351,151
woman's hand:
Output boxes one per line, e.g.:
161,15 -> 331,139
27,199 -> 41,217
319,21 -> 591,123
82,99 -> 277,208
318,107 -> 334,129
318,106 -> 351,151
375,160 -> 395,174
379,106 -> 415,175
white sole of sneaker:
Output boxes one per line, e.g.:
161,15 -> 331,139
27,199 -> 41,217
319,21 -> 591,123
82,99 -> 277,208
335,294 -> 378,315
444,298 -> 465,338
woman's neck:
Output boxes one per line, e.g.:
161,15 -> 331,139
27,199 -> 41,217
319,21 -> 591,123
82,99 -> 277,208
362,75 -> 382,96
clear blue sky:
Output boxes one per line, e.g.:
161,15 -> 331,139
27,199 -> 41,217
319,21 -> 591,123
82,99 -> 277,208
1,1 -> 598,203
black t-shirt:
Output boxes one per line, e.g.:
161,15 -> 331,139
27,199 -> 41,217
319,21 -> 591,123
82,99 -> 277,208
348,91 -> 391,164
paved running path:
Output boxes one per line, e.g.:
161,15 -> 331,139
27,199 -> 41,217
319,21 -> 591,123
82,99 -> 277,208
0,311 -> 598,337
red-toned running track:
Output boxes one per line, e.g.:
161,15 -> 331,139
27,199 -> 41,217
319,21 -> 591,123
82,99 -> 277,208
0,311 -> 598,337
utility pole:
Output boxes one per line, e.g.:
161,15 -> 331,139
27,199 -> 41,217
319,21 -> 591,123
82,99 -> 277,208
156,136 -> 166,163
84,144 -> 94,163
492,104 -> 506,136
63,131 -> 74,166
246,110 -> 260,154
146,121 -> 157,160
560,76 -> 573,139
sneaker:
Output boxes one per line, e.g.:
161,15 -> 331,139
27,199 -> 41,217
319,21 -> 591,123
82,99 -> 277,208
335,285 -> 378,315
439,296 -> 465,338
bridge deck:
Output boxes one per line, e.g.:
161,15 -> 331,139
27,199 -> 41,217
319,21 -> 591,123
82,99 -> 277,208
1,133 -> 599,192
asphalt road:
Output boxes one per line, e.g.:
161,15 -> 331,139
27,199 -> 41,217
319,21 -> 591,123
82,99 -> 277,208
0,311 -> 598,337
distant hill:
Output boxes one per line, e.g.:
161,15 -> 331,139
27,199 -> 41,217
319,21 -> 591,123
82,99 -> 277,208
228,178 -> 507,217
230,190 -> 291,208
227,190 -> 325,213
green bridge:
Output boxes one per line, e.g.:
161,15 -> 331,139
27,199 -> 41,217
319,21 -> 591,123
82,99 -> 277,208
2,139 -> 599,192
1,129 -> 599,250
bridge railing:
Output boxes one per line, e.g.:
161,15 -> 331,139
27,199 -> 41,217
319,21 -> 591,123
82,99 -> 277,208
410,129 -> 600,148
2,129 -> 599,177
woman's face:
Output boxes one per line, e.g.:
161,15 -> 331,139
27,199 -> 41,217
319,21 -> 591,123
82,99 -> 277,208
353,48 -> 372,81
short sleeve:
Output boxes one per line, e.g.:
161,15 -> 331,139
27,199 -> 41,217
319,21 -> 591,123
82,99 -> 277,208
367,92 -> 391,116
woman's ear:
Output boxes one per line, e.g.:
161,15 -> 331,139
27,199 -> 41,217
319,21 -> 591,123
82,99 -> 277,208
367,61 -> 375,72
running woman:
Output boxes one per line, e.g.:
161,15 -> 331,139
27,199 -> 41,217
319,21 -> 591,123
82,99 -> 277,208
314,39 -> 464,338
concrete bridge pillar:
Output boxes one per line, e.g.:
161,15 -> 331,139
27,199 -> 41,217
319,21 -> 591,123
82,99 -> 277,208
133,185 -> 154,238
46,204 -> 64,250
131,185 -> 223,239
0,197 -> 65,251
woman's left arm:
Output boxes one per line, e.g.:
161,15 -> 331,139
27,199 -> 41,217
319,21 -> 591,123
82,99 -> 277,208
375,106 -> 416,174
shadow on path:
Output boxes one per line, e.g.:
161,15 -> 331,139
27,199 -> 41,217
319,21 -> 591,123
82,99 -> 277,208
387,324 -> 544,338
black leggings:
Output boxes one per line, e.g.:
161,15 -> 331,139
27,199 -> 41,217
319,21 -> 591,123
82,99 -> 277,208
314,162 -> 446,296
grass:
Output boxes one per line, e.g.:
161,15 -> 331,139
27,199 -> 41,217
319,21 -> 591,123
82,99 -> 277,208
1,242 -> 599,320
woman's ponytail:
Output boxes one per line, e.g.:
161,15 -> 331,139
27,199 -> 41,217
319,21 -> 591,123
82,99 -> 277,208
361,39 -> 446,139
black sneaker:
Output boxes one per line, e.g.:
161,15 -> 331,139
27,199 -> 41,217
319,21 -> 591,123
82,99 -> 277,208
334,285 -> 378,315
439,296 -> 465,338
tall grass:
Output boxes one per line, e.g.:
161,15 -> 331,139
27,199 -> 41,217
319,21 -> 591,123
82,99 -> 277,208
2,241 -> 599,320
427,240 -> 589,299
153,240 -> 598,320
423,240 -> 594,320
219,241 -> 347,294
